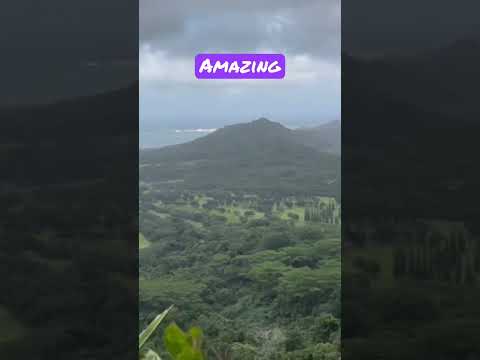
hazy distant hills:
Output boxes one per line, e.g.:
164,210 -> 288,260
0,84 -> 138,142
0,84 -> 138,186
344,38 -> 480,121
343,39 -> 480,221
294,120 -> 340,154
140,118 -> 340,196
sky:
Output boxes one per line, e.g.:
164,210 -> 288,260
2,1 -> 479,107
139,0 -> 341,129
0,1 -> 137,105
343,0 -> 480,57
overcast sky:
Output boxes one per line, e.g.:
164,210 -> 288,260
2,1 -> 478,107
343,0 -> 480,57
140,0 -> 341,129
0,1 -> 137,105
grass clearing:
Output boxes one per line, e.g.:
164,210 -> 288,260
277,206 -> 305,225
211,206 -> 264,224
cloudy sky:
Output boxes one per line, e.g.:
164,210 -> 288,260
0,1 -> 137,105
140,0 -> 341,129
343,0 -> 480,57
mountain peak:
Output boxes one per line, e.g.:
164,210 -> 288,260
141,118 -> 339,195
253,117 -> 271,123
214,118 -> 287,136
249,117 -> 285,129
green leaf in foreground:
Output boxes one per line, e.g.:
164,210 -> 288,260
164,323 -> 204,360
139,305 -> 173,350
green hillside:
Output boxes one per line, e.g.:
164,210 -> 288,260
140,119 -> 340,197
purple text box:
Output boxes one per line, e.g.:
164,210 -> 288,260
195,53 -> 286,79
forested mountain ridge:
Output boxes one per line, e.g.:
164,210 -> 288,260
140,118 -> 340,197
0,84 -> 138,187
343,43 -> 480,221
293,120 -> 340,155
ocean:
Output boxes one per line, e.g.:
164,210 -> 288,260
140,128 -> 216,149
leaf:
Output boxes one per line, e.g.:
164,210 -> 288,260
177,347 -> 204,360
139,305 -> 174,350
188,326 -> 203,350
163,323 -> 189,357
140,349 -> 162,360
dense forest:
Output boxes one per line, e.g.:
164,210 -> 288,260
342,42 -> 480,359
140,190 -> 340,359
0,86 -> 138,358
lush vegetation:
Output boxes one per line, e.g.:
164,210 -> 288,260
139,118 -> 341,359
140,119 -> 340,198
0,84 -> 137,358
343,219 -> 480,359
140,189 -> 341,359
0,181 -> 138,358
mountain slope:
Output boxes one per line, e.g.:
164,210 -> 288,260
294,120 -> 340,154
0,84 -> 138,142
344,39 -> 480,121
0,84 -> 138,187
140,118 -> 340,196
342,49 -> 480,221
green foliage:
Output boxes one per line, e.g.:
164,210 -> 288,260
139,119 -> 340,197
279,343 -> 339,360
139,306 -> 173,350
139,307 -> 206,360
140,232 -> 151,249
247,261 -> 289,289
140,190 -> 341,359
261,232 -> 292,250
164,323 -> 204,360
140,276 -> 206,310
139,306 -> 173,360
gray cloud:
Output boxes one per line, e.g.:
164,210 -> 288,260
343,0 -> 480,56
0,1 -> 138,104
140,0 -> 341,130
140,0 -> 340,58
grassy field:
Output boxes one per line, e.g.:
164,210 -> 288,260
156,198 -> 265,225
149,193 -> 341,228
211,206 -> 265,224
276,206 -> 306,225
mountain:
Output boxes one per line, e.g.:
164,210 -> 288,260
344,39 -> 480,121
140,118 -> 340,196
342,42 -> 480,221
0,84 -> 138,187
294,120 -> 341,154
0,84 -> 138,142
